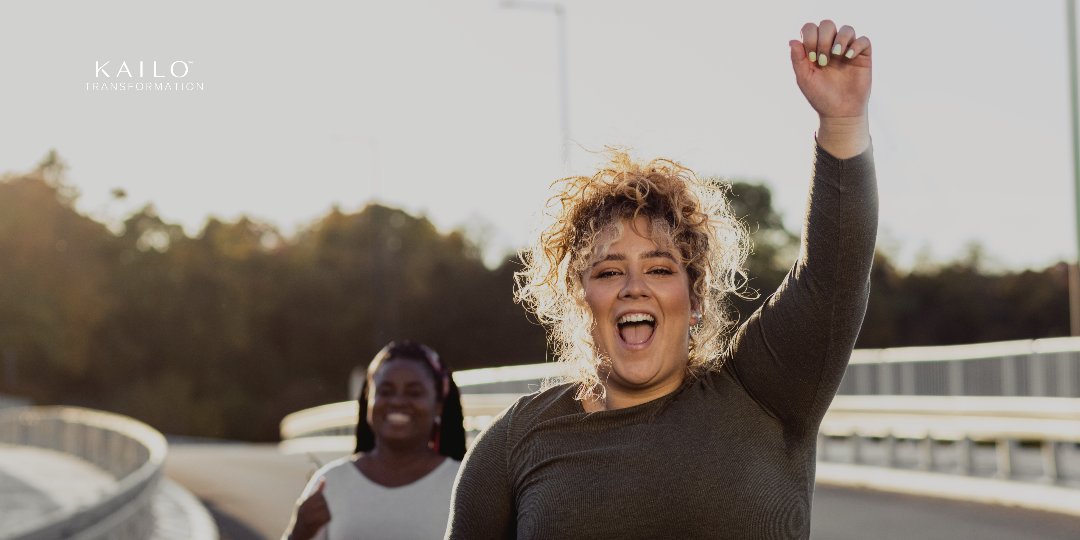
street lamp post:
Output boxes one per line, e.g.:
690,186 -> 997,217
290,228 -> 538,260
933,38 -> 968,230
1068,0 -> 1080,336
498,0 -> 572,169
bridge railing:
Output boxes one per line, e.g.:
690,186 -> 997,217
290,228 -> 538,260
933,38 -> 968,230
839,336 -> 1080,398
0,407 -> 167,540
280,339 -> 1080,486
819,395 -> 1080,485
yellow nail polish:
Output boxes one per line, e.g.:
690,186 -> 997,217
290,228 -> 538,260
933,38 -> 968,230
845,49 -> 855,59
808,51 -> 817,63
818,54 -> 828,67
832,43 -> 842,55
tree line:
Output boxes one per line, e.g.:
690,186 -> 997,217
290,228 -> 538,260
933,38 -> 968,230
0,155 -> 1068,440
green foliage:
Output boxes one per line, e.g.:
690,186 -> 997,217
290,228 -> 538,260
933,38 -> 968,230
722,180 -> 799,323
0,158 -> 1068,440
0,156 -> 547,440
856,252 -> 1070,347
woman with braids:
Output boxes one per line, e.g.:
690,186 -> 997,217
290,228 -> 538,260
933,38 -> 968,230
447,20 -> 876,540
284,341 -> 466,540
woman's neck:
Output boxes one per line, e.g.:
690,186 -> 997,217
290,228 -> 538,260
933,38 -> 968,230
355,441 -> 445,488
366,440 -> 438,469
581,373 -> 687,412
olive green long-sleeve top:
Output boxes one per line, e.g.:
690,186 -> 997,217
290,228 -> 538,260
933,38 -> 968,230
447,143 -> 878,540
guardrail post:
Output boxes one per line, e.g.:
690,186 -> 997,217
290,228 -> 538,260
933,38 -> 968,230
884,434 -> 896,468
900,363 -> 916,395
957,437 -> 972,475
1002,356 -> 1017,396
995,438 -> 1015,479
878,362 -> 894,395
855,365 -> 872,395
1028,353 -> 1047,397
1062,352 -> 1079,398
947,360 -> 964,396
917,436 -> 934,471
1041,441 -> 1060,484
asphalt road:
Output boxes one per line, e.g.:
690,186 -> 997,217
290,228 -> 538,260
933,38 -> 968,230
164,443 -> 332,540
166,443 -> 1080,540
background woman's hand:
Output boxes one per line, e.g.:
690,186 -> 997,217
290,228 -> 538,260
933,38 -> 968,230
288,478 -> 331,540
789,20 -> 872,158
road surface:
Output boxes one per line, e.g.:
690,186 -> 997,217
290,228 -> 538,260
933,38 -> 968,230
165,443 -> 1080,540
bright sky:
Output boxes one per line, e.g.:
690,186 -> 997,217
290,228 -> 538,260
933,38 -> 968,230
1,0 -> 1076,270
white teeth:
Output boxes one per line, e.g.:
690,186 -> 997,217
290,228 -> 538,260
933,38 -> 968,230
617,313 -> 655,324
386,413 -> 411,424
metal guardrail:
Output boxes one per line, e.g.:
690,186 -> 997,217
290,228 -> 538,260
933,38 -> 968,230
0,407 -> 167,540
281,339 -> 1080,489
280,394 -> 1080,485
819,395 -> 1080,486
840,337 -> 1080,398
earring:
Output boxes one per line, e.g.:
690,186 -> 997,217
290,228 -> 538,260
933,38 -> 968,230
691,311 -> 700,325
435,415 -> 442,424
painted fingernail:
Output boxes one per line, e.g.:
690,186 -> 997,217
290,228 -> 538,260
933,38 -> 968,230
818,54 -> 828,67
845,49 -> 855,59
832,43 -> 842,55
808,51 -> 817,63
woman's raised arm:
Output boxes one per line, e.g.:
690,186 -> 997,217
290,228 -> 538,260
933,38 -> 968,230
724,21 -> 878,432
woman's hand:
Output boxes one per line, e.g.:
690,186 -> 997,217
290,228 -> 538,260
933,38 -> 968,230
287,478 -> 331,540
789,20 -> 872,159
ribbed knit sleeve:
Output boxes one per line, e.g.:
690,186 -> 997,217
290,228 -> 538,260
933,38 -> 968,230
724,142 -> 878,434
445,408 -> 516,540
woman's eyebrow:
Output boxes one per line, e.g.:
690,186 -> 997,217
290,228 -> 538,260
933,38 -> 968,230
590,250 -> 676,268
590,253 -> 626,267
641,250 -> 676,261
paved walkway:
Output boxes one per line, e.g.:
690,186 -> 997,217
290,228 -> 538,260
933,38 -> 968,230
164,443 -> 337,540
167,443 -> 1080,540
812,485 -> 1080,539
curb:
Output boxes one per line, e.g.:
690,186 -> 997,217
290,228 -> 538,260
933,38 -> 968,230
151,479 -> 219,540
816,463 -> 1080,517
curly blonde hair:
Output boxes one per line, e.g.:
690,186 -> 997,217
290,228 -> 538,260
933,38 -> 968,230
515,149 -> 752,400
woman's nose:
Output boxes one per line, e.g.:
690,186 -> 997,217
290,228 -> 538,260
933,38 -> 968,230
619,270 -> 650,299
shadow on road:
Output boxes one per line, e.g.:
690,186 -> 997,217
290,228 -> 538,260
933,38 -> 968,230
201,500 -> 269,540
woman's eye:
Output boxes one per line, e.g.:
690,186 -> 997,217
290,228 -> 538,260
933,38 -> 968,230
648,267 -> 674,275
596,269 -> 620,278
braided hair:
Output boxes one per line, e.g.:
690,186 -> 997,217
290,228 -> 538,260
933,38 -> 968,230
354,341 -> 467,461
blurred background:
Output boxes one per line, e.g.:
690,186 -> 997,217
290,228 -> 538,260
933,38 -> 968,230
0,0 -> 1072,442
1,1 -> 1079,539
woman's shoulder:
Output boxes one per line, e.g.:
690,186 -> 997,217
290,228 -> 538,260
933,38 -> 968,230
299,455 -> 357,498
486,382 -> 581,436
430,456 -> 462,482
313,455 -> 359,481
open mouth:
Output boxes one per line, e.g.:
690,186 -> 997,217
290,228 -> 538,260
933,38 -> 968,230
386,412 -> 411,425
617,313 -> 656,346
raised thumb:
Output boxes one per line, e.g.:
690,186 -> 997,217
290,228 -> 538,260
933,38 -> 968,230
788,40 -> 806,70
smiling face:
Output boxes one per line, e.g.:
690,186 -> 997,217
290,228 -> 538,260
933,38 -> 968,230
366,359 -> 441,449
582,217 -> 696,405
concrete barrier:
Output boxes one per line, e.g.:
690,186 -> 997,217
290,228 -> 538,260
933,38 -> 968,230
0,407 -> 165,540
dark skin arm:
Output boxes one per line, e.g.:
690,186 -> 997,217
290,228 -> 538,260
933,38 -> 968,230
283,477 -> 330,540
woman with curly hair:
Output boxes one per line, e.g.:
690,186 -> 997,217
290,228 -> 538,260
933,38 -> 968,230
447,20 -> 876,540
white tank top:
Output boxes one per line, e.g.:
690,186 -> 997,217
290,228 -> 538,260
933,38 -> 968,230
297,456 -> 460,540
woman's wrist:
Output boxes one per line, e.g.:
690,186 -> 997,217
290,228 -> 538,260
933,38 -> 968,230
816,115 -> 870,159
